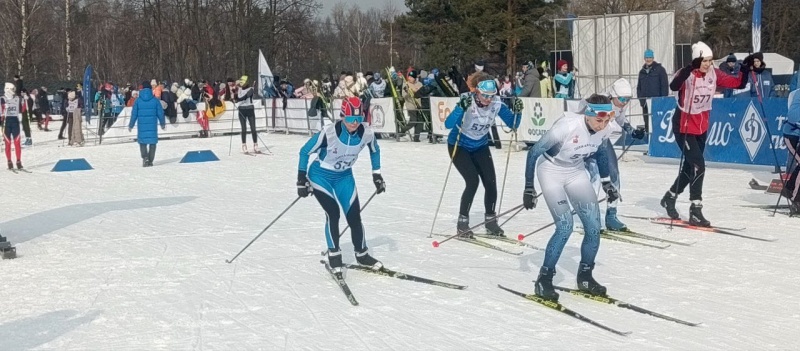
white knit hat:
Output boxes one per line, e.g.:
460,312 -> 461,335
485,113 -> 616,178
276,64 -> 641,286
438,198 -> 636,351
692,41 -> 713,59
607,78 -> 632,97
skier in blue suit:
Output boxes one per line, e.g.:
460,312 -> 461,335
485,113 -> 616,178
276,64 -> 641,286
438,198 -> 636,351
298,96 -> 385,274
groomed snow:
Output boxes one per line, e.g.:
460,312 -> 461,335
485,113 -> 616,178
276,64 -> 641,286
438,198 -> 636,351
0,130 -> 796,350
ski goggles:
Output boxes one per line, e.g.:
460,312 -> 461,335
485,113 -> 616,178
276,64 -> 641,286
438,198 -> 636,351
584,103 -> 615,118
343,115 -> 364,124
476,80 -> 497,98
616,96 -> 630,103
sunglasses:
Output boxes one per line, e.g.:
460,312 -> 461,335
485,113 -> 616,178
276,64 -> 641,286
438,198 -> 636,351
343,116 -> 364,124
593,111 -> 615,118
478,93 -> 495,99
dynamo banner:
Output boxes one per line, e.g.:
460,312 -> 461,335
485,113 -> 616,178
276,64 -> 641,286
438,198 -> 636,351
648,97 -> 789,166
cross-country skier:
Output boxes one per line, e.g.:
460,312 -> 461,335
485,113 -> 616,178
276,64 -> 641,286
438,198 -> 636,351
659,42 -> 751,227
1,83 -> 24,170
584,78 -> 645,231
523,94 -> 618,302
297,96 -> 385,274
445,73 -> 522,238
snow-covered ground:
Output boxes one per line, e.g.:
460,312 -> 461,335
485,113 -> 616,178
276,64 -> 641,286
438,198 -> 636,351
1,130 -> 797,350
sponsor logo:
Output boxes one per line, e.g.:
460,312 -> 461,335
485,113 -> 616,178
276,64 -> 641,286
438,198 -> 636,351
531,102 -> 545,127
437,101 -> 452,123
572,135 -> 579,143
370,105 -> 385,129
739,101 -> 766,162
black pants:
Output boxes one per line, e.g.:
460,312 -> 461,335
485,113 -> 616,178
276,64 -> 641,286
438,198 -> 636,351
784,135 -> 800,202
449,144 -> 497,217
139,143 -> 157,163
669,131 -> 707,201
314,190 -> 365,252
59,114 -> 69,138
402,110 -> 422,140
239,108 -> 257,144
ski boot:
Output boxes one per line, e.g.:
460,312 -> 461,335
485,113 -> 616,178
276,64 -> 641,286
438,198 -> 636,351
484,213 -> 505,237
604,207 -> 627,231
535,267 -> 560,302
576,263 -> 607,296
24,138 -> 32,146
241,144 -> 248,154
7,161 -> 13,170
689,201 -> 711,227
0,235 -> 16,260
328,249 -> 343,275
355,248 -> 383,270
15,161 -> 22,170
456,214 -> 474,239
790,200 -> 800,217
660,191 -> 680,220
253,144 -> 261,154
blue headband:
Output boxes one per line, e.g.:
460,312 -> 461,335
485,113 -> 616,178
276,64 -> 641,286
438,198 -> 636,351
585,103 -> 613,116
477,80 -> 497,95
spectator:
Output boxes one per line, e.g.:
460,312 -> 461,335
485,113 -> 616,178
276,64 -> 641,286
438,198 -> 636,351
747,52 -> 775,98
57,88 -> 69,139
19,88 -> 33,145
151,79 -> 162,99
33,87 -> 52,131
720,54 -> 740,98
518,60 -> 541,98
499,75 -> 513,97
538,64 -> 554,98
65,89 -> 84,146
636,49 -> 669,132
553,59 -> 575,99
369,73 -> 386,98
399,70 -> 423,142
177,84 -> 196,119
162,83 -> 179,124
128,81 -> 166,167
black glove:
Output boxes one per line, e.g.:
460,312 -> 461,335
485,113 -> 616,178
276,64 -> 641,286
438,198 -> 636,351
691,57 -> 703,70
372,173 -> 386,194
511,98 -> 523,114
601,178 -> 620,203
742,53 -> 757,69
297,171 -> 312,198
631,126 -> 646,140
523,187 -> 538,210
457,95 -> 472,110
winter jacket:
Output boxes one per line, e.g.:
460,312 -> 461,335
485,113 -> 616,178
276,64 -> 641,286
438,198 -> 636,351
782,90 -> 800,137
540,75 -> 553,98
129,88 -> 165,144
719,62 -> 740,98
518,69 -> 541,98
369,79 -> 386,98
553,72 -> 574,99
36,93 -> 50,113
636,61 -> 669,98
671,65 -> 748,135
161,90 -> 178,118
748,66 -> 776,98
402,80 -> 422,110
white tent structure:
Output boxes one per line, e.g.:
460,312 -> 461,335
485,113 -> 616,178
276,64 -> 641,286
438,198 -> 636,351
568,11 -> 675,97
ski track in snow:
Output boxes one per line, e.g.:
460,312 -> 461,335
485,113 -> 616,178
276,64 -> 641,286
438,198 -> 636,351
0,131 -> 798,350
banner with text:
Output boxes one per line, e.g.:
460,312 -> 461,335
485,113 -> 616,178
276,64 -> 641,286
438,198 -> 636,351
648,97 -> 789,165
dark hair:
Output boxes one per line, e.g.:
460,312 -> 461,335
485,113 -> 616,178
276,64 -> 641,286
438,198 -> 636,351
584,94 -> 611,105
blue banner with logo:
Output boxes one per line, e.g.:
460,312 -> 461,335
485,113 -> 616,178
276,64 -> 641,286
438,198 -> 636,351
649,97 -> 789,166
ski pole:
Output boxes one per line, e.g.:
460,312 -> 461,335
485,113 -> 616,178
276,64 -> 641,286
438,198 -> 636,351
428,129 -> 462,238
497,123 -> 519,212
499,205 -> 524,227
517,197 -> 606,241
226,196 -> 301,264
320,189 -> 379,256
432,203 -> 523,248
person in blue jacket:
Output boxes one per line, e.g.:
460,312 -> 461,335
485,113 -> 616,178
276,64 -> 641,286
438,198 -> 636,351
445,73 -> 522,238
781,90 -> 800,214
748,53 -> 775,98
128,81 -> 166,167
298,96 -> 385,274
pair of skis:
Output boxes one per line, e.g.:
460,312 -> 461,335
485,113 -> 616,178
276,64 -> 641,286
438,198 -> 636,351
321,260 -> 467,306
620,215 -> 774,242
7,167 -> 31,174
499,283 -> 700,336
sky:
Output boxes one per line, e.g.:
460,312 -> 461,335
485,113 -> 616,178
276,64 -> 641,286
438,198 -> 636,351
317,0 -> 407,18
